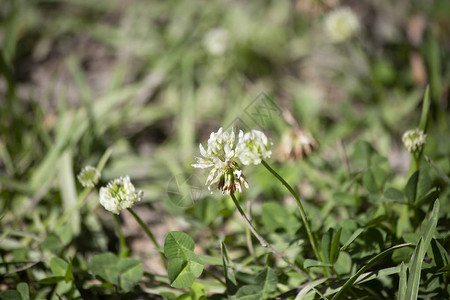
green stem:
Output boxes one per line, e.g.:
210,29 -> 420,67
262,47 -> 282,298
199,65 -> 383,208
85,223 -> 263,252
261,160 -> 322,263
424,155 -> 450,185
408,151 -> 420,177
230,193 -> 309,279
245,201 -> 257,263
413,154 -> 419,172
331,265 -> 341,280
127,208 -> 167,270
112,213 -> 129,258
204,269 -> 226,286
246,226 -> 256,263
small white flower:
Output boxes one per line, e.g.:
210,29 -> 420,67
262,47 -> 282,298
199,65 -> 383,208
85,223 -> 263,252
193,128 -> 248,194
402,129 -> 427,153
77,166 -> 101,187
192,127 -> 236,170
237,130 -> 272,165
203,28 -> 230,56
193,128 -> 273,193
324,7 -> 360,43
99,176 -> 143,214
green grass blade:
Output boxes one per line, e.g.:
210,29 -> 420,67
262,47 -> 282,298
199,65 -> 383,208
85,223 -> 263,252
221,241 -> 237,295
330,228 -> 342,265
331,243 -> 411,300
424,156 -> 450,185
398,262 -> 407,300
96,148 -> 114,172
418,86 -> 430,132
0,136 -> 15,174
2,2 -> 20,65
324,266 -> 401,297
420,199 -> 440,252
178,55 -> 195,160
405,238 -> 423,300
58,150 -> 80,235
425,33 -> 441,109
29,85 -> 140,192
295,278 -> 327,300
405,199 -> 440,300
340,228 -> 365,251
67,56 -> 94,121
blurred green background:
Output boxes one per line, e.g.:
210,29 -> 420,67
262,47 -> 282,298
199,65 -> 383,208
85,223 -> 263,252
0,0 -> 449,298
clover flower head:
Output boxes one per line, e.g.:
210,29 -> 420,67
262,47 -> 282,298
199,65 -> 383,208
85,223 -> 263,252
277,128 -> 318,162
203,28 -> 230,56
99,176 -> 143,214
402,129 -> 426,153
77,166 -> 101,187
324,7 -> 360,43
193,128 -> 273,194
193,127 -> 237,169
214,160 -> 249,194
237,129 -> 272,165
193,128 -> 249,194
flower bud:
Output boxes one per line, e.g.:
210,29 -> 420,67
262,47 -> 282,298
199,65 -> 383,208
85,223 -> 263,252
203,28 -> 230,56
99,176 -> 143,214
324,7 -> 360,43
237,130 -> 272,165
402,129 -> 426,153
77,166 -> 101,187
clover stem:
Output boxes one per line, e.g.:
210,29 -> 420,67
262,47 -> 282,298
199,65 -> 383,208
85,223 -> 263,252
261,160 -> 322,263
204,269 -> 226,286
230,193 -> 309,279
245,200 -> 257,263
127,208 -> 167,270
112,213 -> 129,258
413,153 -> 420,172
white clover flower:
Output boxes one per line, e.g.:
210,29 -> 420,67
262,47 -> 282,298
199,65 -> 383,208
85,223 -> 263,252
193,128 -> 273,194
237,130 -> 272,165
202,28 -> 230,56
77,166 -> 101,187
99,176 -> 143,215
324,7 -> 360,43
193,128 -> 248,194
402,129 -> 427,153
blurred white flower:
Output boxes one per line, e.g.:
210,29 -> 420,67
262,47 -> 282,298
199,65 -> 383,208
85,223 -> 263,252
324,7 -> 360,43
77,166 -> 101,187
193,128 -> 248,194
402,129 -> 426,153
202,28 -> 230,56
277,128 -> 318,162
237,130 -> 272,165
99,176 -> 143,215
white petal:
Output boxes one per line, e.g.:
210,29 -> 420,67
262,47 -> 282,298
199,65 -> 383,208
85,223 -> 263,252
199,143 -> 207,157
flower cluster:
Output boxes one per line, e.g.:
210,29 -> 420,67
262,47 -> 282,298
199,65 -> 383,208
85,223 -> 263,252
193,128 -> 272,194
99,176 -> 143,214
277,128 -> 318,162
324,7 -> 360,43
237,130 -> 272,165
77,166 -> 101,187
402,129 -> 426,153
203,28 -> 230,56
